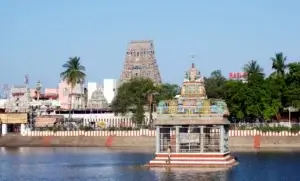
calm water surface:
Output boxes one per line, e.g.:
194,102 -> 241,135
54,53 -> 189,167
0,147 -> 299,181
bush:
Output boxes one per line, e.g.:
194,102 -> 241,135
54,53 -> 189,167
103,126 -> 140,131
79,125 -> 94,131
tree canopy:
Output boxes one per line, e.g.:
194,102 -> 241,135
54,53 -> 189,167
206,52 -> 300,122
60,56 -> 86,89
111,78 -> 181,125
112,52 -> 300,123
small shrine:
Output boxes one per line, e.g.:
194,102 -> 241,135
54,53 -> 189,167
87,88 -> 108,109
147,63 -> 237,168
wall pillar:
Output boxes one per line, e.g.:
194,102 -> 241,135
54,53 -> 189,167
156,126 -> 160,153
175,126 -> 180,153
2,124 -> 7,135
200,126 -> 204,152
21,123 -> 26,135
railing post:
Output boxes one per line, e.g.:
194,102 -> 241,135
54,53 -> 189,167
156,126 -> 160,153
200,126 -> 204,153
175,126 -> 179,153
220,125 -> 225,153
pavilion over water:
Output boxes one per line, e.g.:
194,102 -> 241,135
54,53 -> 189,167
147,63 -> 237,168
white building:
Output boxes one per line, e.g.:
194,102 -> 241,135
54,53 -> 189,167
103,79 -> 120,104
0,99 -> 7,109
87,82 -> 98,101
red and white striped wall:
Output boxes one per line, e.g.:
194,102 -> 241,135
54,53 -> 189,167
25,129 -> 156,137
228,130 -> 300,136
23,130 -> 300,137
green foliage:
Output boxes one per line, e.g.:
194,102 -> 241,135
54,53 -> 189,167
111,52 -> 300,123
104,127 -> 140,131
111,78 -> 182,124
237,124 -> 300,133
156,83 -> 180,101
79,125 -> 94,131
206,52 -> 300,121
60,56 -> 86,89
243,60 -> 264,79
284,62 -> 300,107
204,70 -> 226,98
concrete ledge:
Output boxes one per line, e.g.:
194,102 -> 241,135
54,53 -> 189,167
1,136 -> 300,149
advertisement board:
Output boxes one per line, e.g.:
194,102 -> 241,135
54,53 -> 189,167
229,72 -> 247,79
0,113 -> 28,124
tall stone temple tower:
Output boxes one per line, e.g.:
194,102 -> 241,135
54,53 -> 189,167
120,40 -> 162,84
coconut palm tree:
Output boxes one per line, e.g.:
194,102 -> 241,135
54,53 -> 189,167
271,52 -> 287,78
60,56 -> 86,123
243,60 -> 264,78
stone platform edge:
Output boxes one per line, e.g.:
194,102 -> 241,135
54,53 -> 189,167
1,135 -> 300,149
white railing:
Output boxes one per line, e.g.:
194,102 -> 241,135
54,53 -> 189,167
22,130 -> 300,137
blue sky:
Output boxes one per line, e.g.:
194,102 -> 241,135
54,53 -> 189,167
0,0 -> 300,88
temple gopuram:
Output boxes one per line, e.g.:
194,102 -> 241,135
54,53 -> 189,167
147,63 -> 237,168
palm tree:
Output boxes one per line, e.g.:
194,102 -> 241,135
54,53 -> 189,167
146,90 -> 158,127
60,56 -> 86,123
271,52 -> 287,78
243,60 -> 264,78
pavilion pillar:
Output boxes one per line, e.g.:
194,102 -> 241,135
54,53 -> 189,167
224,125 -> 229,153
220,125 -> 225,153
200,126 -> 204,153
156,126 -> 160,153
1,124 -> 7,135
175,126 -> 180,153
20,123 -> 26,135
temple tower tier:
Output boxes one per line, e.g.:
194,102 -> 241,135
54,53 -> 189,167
146,63 -> 237,168
120,40 -> 162,84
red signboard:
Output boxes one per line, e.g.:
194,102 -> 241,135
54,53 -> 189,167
229,72 -> 247,79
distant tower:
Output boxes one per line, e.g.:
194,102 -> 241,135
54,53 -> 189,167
120,40 -> 162,84
35,80 -> 42,101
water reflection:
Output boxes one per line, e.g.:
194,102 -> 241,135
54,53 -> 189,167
0,147 -> 299,181
152,168 -> 228,181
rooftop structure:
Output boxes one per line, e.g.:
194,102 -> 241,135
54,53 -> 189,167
5,85 -> 31,112
120,40 -> 161,84
147,63 -> 237,168
87,88 -> 109,109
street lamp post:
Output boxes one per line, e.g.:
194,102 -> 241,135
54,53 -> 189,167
284,106 -> 292,128
289,106 -> 291,127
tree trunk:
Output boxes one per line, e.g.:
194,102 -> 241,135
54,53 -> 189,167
68,90 -> 73,127
147,94 -> 153,127
149,101 -> 152,126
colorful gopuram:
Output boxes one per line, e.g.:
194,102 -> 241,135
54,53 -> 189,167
147,63 -> 237,168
